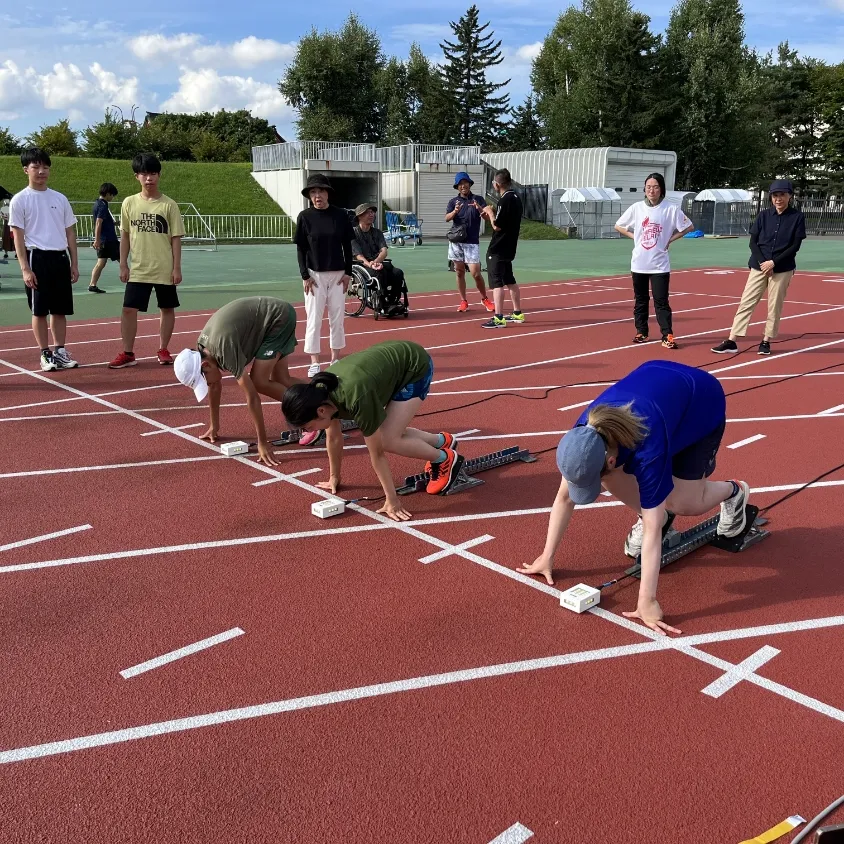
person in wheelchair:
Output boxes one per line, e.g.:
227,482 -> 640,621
352,203 -> 408,317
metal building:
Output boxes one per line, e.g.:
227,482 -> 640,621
251,141 -> 381,222
481,147 -> 678,225
378,144 -> 485,238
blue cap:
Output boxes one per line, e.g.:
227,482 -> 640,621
556,426 -> 607,505
453,171 -> 474,189
769,179 -> 794,194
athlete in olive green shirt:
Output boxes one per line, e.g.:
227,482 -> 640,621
174,296 -> 302,466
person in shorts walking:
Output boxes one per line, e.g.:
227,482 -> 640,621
89,182 -> 118,293
711,180 -> 807,357
479,168 -> 525,329
9,147 -> 80,371
614,173 -> 694,349
109,153 -> 184,369
174,297 -> 303,467
445,172 -> 494,314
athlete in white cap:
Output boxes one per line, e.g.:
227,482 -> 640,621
174,297 -> 302,466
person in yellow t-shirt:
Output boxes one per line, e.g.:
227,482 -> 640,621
109,153 -> 185,369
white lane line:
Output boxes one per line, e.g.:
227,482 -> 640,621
819,403 -> 844,415
710,337 -> 844,374
119,627 -> 245,679
0,455 -> 227,479
453,428 -> 481,438
558,400 -> 593,412
0,524 -> 93,553
252,468 -> 322,487
141,423 -> 204,437
727,434 -> 767,449
700,646 -> 780,698
681,615 -> 844,647
489,822 -> 534,844
0,639 -> 670,764
418,534 -> 494,564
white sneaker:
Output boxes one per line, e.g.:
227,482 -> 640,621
53,346 -> 79,369
307,363 -> 321,378
717,481 -> 750,537
40,350 -> 58,372
624,511 -> 677,558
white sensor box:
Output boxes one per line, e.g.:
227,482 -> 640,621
560,584 -> 601,614
220,441 -> 249,456
312,500 -> 345,519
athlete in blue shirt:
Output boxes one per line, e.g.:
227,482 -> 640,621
517,361 -> 750,635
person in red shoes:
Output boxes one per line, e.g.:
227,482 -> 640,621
109,153 -> 184,369
614,173 -> 693,350
281,340 -> 462,521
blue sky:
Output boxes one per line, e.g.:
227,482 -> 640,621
1,0 -> 842,143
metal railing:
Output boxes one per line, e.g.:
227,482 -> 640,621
377,144 -> 482,172
252,141 -> 378,171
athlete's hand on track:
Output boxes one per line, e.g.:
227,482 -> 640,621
377,500 -> 412,521
200,426 -> 219,443
256,441 -> 278,467
317,477 -> 340,494
623,598 -> 682,636
516,554 -> 554,585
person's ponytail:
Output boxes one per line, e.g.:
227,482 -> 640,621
586,402 -> 648,450
281,372 -> 339,426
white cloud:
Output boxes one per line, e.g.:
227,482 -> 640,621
160,68 -> 293,120
390,23 -> 453,42
514,42 -> 543,62
128,33 -> 296,69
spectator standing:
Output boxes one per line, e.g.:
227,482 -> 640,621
89,182 -> 118,293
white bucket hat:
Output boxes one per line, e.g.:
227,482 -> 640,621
174,348 -> 209,403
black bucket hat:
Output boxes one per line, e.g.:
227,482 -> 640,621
302,173 -> 334,198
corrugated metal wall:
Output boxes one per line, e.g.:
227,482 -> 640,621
381,171 -> 414,216
417,164 -> 486,239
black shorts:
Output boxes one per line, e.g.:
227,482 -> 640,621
123,282 -> 180,312
26,250 -> 73,317
487,254 -> 516,289
97,241 -> 120,261
672,419 -> 726,481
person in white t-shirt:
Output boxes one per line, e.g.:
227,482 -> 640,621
9,148 -> 80,371
614,173 -> 694,349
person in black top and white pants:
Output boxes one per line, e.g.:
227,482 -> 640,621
294,174 -> 354,377
480,168 -> 525,328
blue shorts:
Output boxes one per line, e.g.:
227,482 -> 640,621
392,359 -> 434,402
672,419 -> 726,480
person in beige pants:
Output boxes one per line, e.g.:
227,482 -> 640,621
712,179 -> 806,356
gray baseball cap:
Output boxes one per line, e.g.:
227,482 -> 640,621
769,179 -> 794,194
556,425 -> 607,505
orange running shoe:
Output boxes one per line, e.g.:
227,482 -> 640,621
457,300 -> 469,312
662,334 -> 678,349
425,447 -> 465,495
482,297 -> 495,312
439,431 -> 457,450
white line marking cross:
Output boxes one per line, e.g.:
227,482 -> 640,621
418,534 -> 495,564
488,822 -> 534,843
700,645 -> 780,699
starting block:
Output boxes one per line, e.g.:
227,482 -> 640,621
624,505 -> 769,580
272,419 -> 359,447
396,445 -> 537,496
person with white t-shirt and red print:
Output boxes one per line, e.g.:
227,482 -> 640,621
614,173 -> 694,349
9,148 -> 80,371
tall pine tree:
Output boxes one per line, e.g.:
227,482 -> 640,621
438,5 -> 510,147
504,96 -> 544,151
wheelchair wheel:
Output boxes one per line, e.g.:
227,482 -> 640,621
344,274 -> 367,317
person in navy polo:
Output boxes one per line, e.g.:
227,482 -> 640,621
712,180 -> 807,356
517,360 -> 751,636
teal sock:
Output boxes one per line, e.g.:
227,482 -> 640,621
434,449 -> 448,464
434,433 -> 446,449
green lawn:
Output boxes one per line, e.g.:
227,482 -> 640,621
0,157 -> 283,216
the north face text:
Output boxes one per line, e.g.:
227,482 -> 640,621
132,213 -> 169,233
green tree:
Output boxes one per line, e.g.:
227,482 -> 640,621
819,63 -> 844,188
503,96 -> 544,151
25,119 -> 80,156
137,120 -> 197,161
0,127 -> 21,155
532,0 -> 661,149
378,57 -> 412,146
405,44 -> 453,144
191,131 -> 238,162
279,14 -> 386,141
82,111 -> 141,160
438,5 -> 510,147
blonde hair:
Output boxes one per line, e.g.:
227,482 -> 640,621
586,402 -> 648,450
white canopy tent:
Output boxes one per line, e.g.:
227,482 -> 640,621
554,187 -> 622,239
692,188 -> 754,236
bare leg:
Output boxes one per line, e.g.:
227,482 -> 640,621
665,477 -> 735,515
50,315 -> 67,348
454,262 -> 468,300
122,307 -> 139,353
507,283 -> 521,311
379,398 -> 443,461
159,308 -> 175,349
90,258 -> 107,287
32,315 -> 49,350
251,355 -> 302,402
468,263 -> 488,298
492,287 -> 505,313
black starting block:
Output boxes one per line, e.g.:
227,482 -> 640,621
272,418 -> 359,447
397,445 -> 537,496
624,505 -> 769,579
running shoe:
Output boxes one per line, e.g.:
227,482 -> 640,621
661,334 -> 678,349
711,339 -> 738,354
457,300 -> 469,313
624,511 -> 678,558
88,286 -> 106,293
439,431 -> 458,450
40,350 -> 58,372
299,430 -> 322,446
632,333 -> 649,344
717,481 -> 750,537
157,348 -> 174,365
53,346 -> 79,369
307,363 -> 321,377
481,316 -> 507,329
425,448 -> 464,495
505,312 -> 526,323
108,351 -> 137,369
482,297 -> 495,312
758,341 -> 771,356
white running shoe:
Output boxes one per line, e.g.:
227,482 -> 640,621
717,481 -> 750,537
53,346 -> 79,369
307,363 -> 321,378
624,511 -> 677,558
40,350 -> 58,371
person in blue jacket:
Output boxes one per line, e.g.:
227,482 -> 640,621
517,361 -> 750,635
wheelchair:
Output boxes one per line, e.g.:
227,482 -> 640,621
344,260 -> 409,321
